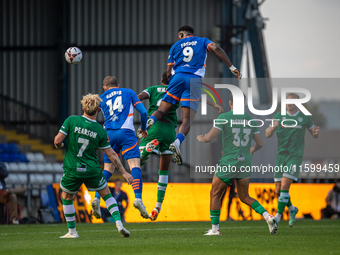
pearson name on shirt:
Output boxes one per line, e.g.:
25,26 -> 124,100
74,127 -> 98,138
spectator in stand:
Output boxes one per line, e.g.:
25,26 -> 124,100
0,163 -> 27,224
322,179 -> 340,219
101,179 -> 129,223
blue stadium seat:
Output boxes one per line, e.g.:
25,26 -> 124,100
19,153 -> 29,162
7,143 -> 19,153
9,153 -> 20,162
0,153 -> 10,162
0,144 -> 9,153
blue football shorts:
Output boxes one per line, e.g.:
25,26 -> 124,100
162,72 -> 202,112
104,128 -> 140,162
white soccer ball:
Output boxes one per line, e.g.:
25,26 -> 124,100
65,47 -> 82,64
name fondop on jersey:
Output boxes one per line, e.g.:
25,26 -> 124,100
74,127 -> 97,138
181,41 -> 197,48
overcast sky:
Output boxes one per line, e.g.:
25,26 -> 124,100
260,0 -> 340,78
239,0 -> 340,102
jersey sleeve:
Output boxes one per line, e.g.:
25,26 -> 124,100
99,129 -> 111,150
306,115 -> 314,129
142,87 -> 153,99
204,38 -> 214,52
167,45 -> 175,65
271,112 -> 281,127
213,114 -> 225,131
59,117 -> 71,136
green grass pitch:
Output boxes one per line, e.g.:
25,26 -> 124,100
1,220 -> 339,255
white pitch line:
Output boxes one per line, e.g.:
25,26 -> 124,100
0,224 -> 337,236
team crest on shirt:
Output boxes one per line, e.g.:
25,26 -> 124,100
298,117 -> 303,122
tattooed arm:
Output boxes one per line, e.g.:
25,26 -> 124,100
102,148 -> 133,184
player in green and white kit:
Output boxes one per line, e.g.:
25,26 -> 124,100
54,94 -> 133,238
137,71 -> 223,220
197,93 -> 277,235
266,93 -> 319,227
137,71 -> 178,220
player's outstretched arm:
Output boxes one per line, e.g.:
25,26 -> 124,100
102,148 -> 134,184
250,133 -> 263,157
308,126 -> 320,138
197,127 -> 221,143
207,100 -> 224,113
265,121 -> 279,138
208,43 -> 242,80
54,132 -> 66,149
137,92 -> 149,101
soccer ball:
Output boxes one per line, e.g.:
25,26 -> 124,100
65,47 -> 82,64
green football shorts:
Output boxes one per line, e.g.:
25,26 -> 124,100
60,172 -> 107,194
215,165 -> 251,185
274,153 -> 303,182
139,121 -> 176,155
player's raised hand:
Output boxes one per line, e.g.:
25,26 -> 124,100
214,104 -> 224,113
122,172 -> 134,185
229,65 -> 242,80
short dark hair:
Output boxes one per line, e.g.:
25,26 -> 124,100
103,76 -> 118,88
114,178 -> 122,183
162,70 -> 169,85
287,93 -> 299,99
229,92 -> 246,103
178,25 -> 194,34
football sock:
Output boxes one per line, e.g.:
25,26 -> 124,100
156,170 -> 169,210
251,201 -> 268,220
140,148 -> 152,166
276,213 -> 282,222
131,167 -> 143,199
175,133 -> 185,146
62,198 -> 76,230
155,202 -> 162,210
287,198 -> 295,211
95,170 -> 112,200
103,193 -> 121,222
277,190 -> 290,215
210,209 -> 220,225
212,224 -> 219,232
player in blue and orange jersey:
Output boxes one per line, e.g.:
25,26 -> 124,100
137,25 -> 242,165
91,76 -> 150,219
